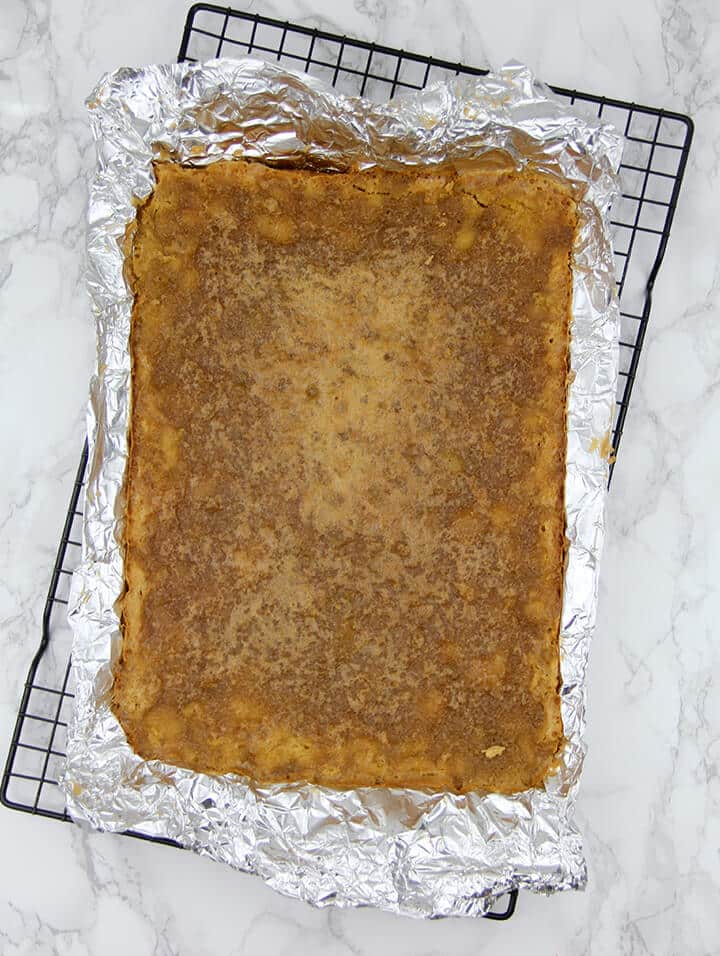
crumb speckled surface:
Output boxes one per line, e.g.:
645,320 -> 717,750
116,160 -> 574,794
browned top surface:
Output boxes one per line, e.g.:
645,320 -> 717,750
113,158 -> 576,794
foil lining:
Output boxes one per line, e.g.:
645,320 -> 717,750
61,58 -> 622,918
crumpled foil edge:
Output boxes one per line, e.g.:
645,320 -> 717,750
61,57 -> 622,918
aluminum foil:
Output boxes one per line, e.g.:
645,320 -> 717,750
61,57 -> 623,918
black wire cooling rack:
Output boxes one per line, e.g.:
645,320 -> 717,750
1,2 -> 693,922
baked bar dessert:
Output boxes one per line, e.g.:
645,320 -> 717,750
113,157 -> 576,794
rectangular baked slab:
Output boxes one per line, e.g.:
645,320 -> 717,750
113,158 -> 576,794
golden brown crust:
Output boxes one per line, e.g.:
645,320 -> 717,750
113,158 -> 576,794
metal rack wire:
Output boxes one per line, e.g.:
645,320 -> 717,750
1,2 -> 693,922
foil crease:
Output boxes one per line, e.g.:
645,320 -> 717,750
61,58 -> 622,918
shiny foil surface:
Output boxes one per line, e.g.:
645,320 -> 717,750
61,58 -> 623,918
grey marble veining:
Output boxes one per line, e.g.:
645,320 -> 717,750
1,0 -> 718,953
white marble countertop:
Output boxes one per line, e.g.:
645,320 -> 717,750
1,0 -> 718,952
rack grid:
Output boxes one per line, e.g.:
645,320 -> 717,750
2,3 -> 693,923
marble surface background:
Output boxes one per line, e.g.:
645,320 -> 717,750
1,0 -> 718,953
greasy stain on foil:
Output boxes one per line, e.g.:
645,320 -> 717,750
61,57 -> 622,918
